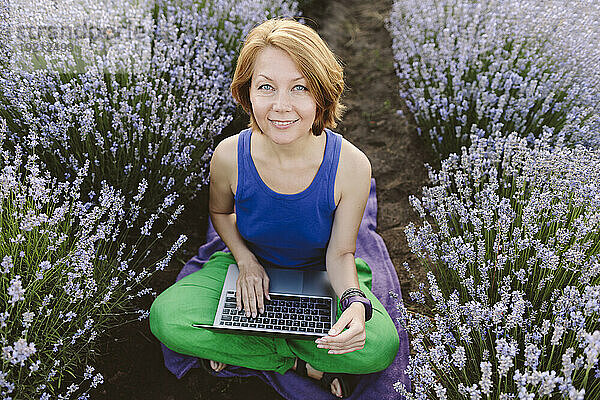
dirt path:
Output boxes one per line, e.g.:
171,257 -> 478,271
93,0 -> 430,398
308,0 -> 431,309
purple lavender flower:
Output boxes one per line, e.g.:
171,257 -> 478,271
0,124 -> 189,397
396,132 -> 600,398
386,0 -> 600,159
0,0 -> 300,231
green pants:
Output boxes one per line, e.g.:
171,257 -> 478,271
149,251 -> 399,375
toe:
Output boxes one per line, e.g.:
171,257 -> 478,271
331,379 -> 342,398
209,360 -> 227,372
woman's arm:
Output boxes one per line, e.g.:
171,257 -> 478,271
208,136 -> 256,264
209,136 -> 270,317
325,141 -> 372,299
317,141 -> 372,354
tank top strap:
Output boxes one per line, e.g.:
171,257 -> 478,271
236,128 -> 253,200
323,128 -> 342,210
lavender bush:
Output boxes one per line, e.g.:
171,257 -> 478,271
0,0 -> 299,219
0,2 -> 302,398
394,132 -> 600,399
0,118 -> 187,399
386,0 -> 600,160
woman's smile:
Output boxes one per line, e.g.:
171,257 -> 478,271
269,118 -> 300,128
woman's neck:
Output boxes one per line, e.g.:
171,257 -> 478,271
254,129 -> 324,169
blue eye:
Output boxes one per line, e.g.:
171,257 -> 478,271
257,83 -> 307,91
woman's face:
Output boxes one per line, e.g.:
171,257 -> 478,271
249,46 -> 317,144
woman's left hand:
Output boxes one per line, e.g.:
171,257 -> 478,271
314,302 -> 366,354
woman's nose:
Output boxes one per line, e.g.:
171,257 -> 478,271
272,90 -> 292,111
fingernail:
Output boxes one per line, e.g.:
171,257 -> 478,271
252,312 -> 256,318
329,329 -> 336,335
259,309 -> 264,314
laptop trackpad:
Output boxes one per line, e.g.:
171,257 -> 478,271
265,268 -> 303,293
302,270 -> 334,296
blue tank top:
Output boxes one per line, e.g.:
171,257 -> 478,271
234,128 -> 342,270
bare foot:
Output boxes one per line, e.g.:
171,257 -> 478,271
209,360 -> 227,372
293,359 -> 343,398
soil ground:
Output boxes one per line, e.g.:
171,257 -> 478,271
92,0 -> 432,398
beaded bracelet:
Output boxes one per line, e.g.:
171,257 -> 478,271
340,287 -> 366,303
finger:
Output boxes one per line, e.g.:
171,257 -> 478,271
317,324 -> 363,345
236,280 -> 242,310
327,344 -> 364,354
331,325 -> 362,342
318,333 -> 364,350
319,330 -> 365,348
262,275 -> 270,301
327,345 -> 364,355
328,313 -> 351,336
249,279 -> 260,317
246,279 -> 259,317
320,336 -> 365,350
242,283 -> 251,316
317,335 -> 363,351
255,279 -> 265,315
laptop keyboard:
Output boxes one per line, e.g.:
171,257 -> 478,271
219,291 -> 333,335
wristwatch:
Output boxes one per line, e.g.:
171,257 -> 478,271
340,295 -> 373,321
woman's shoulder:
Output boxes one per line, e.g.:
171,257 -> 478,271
214,131 -> 242,158
337,134 -> 371,179
334,133 -> 372,202
211,132 -> 243,194
212,133 -> 240,168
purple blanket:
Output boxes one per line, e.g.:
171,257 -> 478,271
159,178 -> 411,399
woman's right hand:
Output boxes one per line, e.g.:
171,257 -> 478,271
236,258 -> 270,318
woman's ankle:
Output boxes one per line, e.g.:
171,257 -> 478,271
293,358 -> 323,380
306,362 -> 324,380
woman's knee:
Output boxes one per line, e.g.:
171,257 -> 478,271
333,328 -> 399,374
149,284 -> 225,357
364,318 -> 400,372
149,290 -> 174,345
378,329 -> 400,370
150,292 -> 199,355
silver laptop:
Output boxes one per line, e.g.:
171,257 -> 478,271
193,264 -> 338,339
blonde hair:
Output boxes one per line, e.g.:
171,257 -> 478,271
230,18 -> 346,136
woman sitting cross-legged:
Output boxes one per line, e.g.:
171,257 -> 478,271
149,18 -> 400,399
